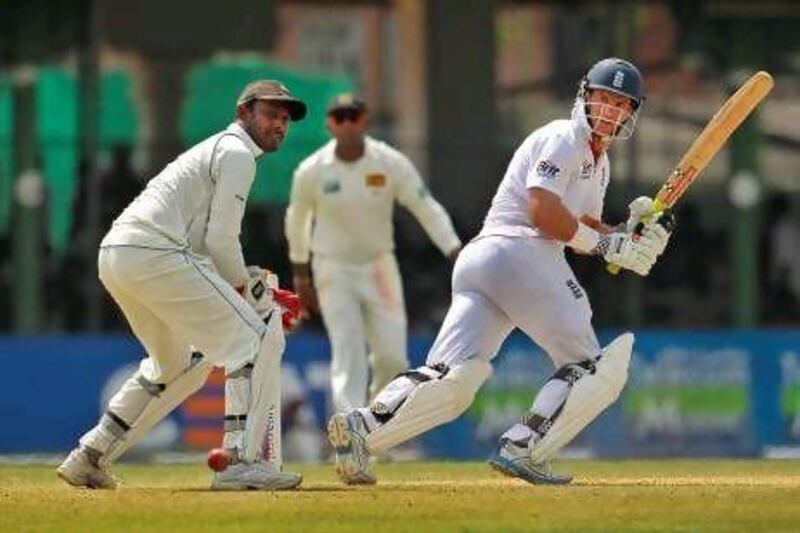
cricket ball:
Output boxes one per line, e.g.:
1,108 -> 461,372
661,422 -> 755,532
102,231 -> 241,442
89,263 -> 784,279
206,448 -> 231,472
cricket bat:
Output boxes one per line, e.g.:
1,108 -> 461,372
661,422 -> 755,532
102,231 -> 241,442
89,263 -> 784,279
608,70 -> 774,274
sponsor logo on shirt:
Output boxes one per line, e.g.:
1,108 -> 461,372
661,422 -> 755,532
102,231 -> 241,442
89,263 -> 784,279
579,160 -> 593,179
566,278 -> 584,300
536,159 -> 561,179
323,181 -> 341,194
234,194 -> 246,202
366,173 -> 387,187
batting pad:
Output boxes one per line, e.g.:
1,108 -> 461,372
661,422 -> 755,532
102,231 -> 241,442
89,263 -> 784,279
236,313 -> 286,466
530,332 -> 633,463
104,354 -> 213,464
365,358 -> 491,455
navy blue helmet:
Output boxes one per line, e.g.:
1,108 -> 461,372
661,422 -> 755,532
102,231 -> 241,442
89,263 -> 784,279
579,58 -> 645,109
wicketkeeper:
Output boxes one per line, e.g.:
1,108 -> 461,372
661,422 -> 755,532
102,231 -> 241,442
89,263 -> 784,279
57,80 -> 306,490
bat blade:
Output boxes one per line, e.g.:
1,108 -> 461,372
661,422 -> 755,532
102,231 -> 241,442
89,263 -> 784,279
655,71 -> 774,209
607,71 -> 773,275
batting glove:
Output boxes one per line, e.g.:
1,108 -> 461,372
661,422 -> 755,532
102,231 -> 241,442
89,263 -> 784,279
595,231 -> 659,276
639,210 -> 677,257
625,196 -> 655,232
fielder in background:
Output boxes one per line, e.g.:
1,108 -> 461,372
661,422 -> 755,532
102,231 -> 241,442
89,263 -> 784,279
285,94 -> 462,414
327,58 -> 675,485
57,80 -> 306,491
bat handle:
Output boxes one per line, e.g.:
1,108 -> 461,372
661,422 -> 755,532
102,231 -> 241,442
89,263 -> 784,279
607,263 -> 622,275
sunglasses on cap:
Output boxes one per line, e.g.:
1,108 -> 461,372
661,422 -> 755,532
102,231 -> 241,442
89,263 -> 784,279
329,108 -> 364,124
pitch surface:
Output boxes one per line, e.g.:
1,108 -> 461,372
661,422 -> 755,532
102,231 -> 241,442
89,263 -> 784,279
2,460 -> 800,531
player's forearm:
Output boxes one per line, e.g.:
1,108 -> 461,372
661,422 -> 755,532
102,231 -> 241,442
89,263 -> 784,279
206,233 -> 249,288
292,262 -> 311,280
529,188 -> 580,242
580,215 -> 616,235
284,205 -> 313,264
407,198 -> 462,256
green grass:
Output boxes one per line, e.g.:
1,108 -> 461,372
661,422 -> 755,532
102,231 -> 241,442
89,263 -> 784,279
3,460 -> 800,532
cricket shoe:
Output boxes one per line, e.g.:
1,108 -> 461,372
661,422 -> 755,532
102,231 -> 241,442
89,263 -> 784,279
211,460 -> 302,491
56,446 -> 118,489
327,411 -> 376,485
488,438 -> 572,486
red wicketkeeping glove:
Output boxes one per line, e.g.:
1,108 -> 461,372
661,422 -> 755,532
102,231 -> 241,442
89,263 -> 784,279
272,288 -> 302,332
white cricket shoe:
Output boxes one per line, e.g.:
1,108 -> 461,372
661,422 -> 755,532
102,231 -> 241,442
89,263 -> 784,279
488,438 -> 572,486
211,461 -> 302,491
56,447 -> 118,489
327,411 -> 376,485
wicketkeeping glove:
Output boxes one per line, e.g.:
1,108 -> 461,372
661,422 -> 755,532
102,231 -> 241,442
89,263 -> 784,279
241,266 -> 303,332
272,288 -> 302,332
241,267 -> 279,316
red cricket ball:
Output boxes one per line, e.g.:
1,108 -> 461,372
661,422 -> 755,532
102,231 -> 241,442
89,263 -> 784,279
206,448 -> 231,472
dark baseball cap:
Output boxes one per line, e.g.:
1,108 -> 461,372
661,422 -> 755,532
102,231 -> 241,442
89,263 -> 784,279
327,93 -> 367,114
236,80 -> 307,121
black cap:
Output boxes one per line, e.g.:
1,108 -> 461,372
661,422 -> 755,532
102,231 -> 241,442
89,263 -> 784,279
236,80 -> 307,121
327,93 -> 367,114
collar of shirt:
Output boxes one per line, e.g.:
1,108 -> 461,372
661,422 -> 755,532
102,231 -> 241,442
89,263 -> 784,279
320,135 -> 376,165
569,98 -> 593,141
227,122 -> 264,158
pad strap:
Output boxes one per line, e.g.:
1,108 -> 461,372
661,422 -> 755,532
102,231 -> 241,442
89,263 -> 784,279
523,359 -> 596,437
370,364 -> 450,423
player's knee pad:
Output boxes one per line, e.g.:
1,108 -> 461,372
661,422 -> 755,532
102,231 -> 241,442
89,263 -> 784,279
223,311 -> 286,464
369,363 -> 449,421
102,351 -> 212,464
365,358 -> 492,454
369,355 -> 409,403
439,359 -> 492,418
529,332 -> 633,462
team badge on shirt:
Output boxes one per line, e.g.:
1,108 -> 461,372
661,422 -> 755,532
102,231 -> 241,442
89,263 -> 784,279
323,180 -> 341,194
579,160 -> 593,179
366,173 -> 387,187
536,159 -> 560,179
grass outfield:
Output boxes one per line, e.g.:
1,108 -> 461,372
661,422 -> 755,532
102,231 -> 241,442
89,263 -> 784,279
3,460 -> 800,532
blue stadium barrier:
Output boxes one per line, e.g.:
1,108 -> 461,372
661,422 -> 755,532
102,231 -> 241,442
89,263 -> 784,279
1,330 -> 798,458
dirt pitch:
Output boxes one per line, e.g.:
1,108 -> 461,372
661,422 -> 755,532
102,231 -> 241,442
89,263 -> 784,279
2,460 -> 800,532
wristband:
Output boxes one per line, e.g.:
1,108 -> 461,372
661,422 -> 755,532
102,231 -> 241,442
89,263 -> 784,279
565,222 -> 601,254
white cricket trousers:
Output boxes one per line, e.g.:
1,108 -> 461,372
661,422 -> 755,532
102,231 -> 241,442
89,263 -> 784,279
313,252 -> 408,412
426,235 -> 601,370
98,245 -> 265,386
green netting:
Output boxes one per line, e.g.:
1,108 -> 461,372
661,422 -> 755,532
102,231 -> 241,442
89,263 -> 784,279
180,58 -> 352,203
35,67 -> 138,254
36,67 -> 78,254
0,76 -> 13,236
99,70 -> 139,149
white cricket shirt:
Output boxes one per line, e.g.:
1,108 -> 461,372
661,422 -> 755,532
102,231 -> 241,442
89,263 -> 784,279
101,122 -> 262,289
481,102 -> 610,240
285,136 -> 461,264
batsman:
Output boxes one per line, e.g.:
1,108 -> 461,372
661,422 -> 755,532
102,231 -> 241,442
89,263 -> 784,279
57,80 -> 306,490
328,58 -> 674,485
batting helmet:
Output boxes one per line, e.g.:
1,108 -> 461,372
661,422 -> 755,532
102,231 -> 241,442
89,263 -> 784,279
579,58 -> 644,109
